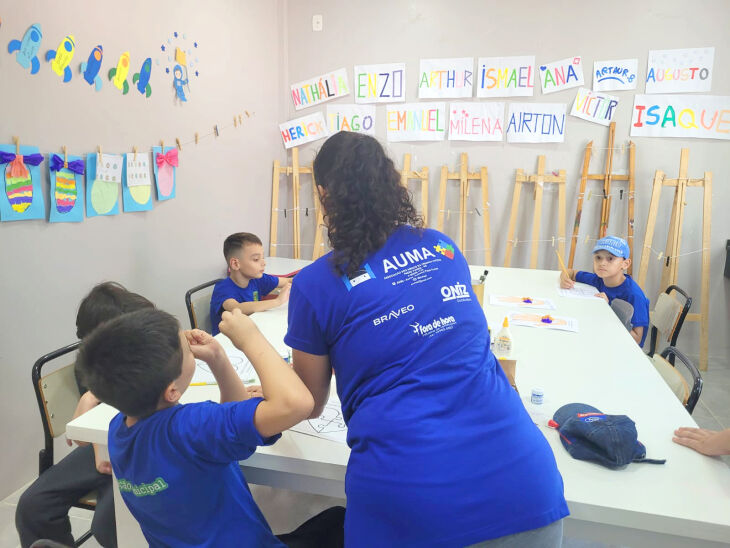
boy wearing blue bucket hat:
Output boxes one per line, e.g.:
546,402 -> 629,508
559,236 -> 649,346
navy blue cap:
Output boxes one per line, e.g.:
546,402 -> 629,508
552,403 -> 665,469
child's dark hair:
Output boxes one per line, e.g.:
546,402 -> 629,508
313,132 -> 423,277
223,232 -> 263,264
76,309 -> 183,418
76,282 -> 155,339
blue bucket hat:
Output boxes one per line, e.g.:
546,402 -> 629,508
551,403 -> 665,469
592,236 -> 630,258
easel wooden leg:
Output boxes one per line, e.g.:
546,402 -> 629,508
570,143 -> 592,269
599,122 -> 616,239
637,171 -> 665,289
292,148 -> 301,260
627,142 -> 636,274
504,173 -> 523,267
699,173 -> 712,370
558,174 -> 566,263
530,156 -> 545,269
437,166 -> 448,234
481,167 -> 491,265
270,160 -> 281,257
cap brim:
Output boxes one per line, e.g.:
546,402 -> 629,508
553,402 -> 603,426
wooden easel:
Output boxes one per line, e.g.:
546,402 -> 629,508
436,153 -> 491,264
638,148 -> 712,370
569,122 -> 636,273
269,147 -> 310,260
503,155 -> 566,269
400,154 -> 429,226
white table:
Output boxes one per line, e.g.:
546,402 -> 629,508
67,262 -> 730,547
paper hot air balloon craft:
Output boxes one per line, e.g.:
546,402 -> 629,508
153,147 -> 178,201
121,152 -> 153,212
0,144 -> 46,221
49,153 -> 85,223
7,23 -> 43,75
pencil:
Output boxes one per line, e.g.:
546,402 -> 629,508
555,249 -> 570,277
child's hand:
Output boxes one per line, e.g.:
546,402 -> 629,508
673,427 -> 730,456
595,292 -> 609,303
559,270 -> 574,289
93,444 -> 112,475
219,309 -> 258,345
246,385 -> 264,399
185,329 -> 225,365
275,283 -> 291,306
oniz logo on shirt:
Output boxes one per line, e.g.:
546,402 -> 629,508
373,304 -> 415,326
341,263 -> 376,291
441,283 -> 471,303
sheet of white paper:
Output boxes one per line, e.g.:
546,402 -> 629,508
557,283 -> 600,299
539,56 -> 584,94
489,294 -> 556,310
290,393 -> 348,444
506,102 -> 566,143
476,56 -> 535,97
125,154 -> 151,187
192,348 -> 258,385
593,58 -> 638,91
448,101 -> 504,141
630,94 -> 730,140
97,153 -> 123,184
645,47 -> 714,94
418,57 -> 474,99
508,312 -> 579,333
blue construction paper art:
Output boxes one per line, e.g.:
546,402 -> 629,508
152,146 -> 177,201
133,58 -> 153,97
49,153 -> 85,223
8,23 -> 43,75
80,45 -> 104,91
86,153 -> 121,217
122,153 -> 153,212
0,145 -> 45,222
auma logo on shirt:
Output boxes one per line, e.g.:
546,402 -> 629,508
409,315 -> 457,337
118,477 -> 169,497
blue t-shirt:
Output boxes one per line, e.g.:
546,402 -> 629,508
210,275 -> 279,335
575,271 -> 650,346
285,226 -> 568,547
108,398 -> 283,548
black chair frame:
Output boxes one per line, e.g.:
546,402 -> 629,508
184,278 -> 223,329
660,346 -> 703,415
648,284 -> 692,359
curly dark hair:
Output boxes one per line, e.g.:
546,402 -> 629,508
313,132 -> 423,277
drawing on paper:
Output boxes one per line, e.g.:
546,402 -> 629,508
307,400 -> 347,435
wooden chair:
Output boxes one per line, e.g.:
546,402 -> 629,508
184,278 -> 223,331
650,346 -> 703,414
32,343 -> 95,546
647,285 -> 692,358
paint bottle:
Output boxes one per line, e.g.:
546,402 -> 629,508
494,317 -> 513,358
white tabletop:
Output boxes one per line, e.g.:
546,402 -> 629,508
66,260 -> 730,545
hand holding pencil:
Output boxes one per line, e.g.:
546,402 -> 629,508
555,250 -> 575,289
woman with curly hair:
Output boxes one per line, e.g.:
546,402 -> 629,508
284,132 -> 568,547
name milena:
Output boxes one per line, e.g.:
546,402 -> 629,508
383,247 -> 436,273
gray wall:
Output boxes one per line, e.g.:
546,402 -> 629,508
0,0 -> 286,497
282,0 -> 730,360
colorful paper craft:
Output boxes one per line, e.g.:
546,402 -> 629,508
108,52 -> 130,94
133,58 -> 153,97
7,23 -> 43,75
153,147 -> 178,201
489,295 -> 556,310
45,34 -> 75,83
279,112 -> 329,149
0,145 -> 45,221
49,153 -> 84,223
122,153 -> 153,212
508,312 -> 578,333
80,45 -> 104,91
86,153 -> 121,217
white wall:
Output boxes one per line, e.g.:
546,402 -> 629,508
0,0 -> 286,497
282,0 -> 730,360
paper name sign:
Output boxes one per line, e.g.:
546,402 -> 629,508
539,56 -> 584,94
593,59 -> 638,91
279,112 -> 329,149
418,57 -> 473,98
645,47 -> 714,94
386,102 -> 446,141
354,63 -> 406,103
290,68 -> 350,110
448,102 -> 504,141
506,103 -> 566,143
96,154 -> 123,183
125,154 -> 151,187
631,94 -> 730,140
326,104 -> 376,134
477,56 -> 535,97
570,88 -> 619,126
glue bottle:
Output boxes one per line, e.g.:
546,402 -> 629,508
494,317 -> 513,358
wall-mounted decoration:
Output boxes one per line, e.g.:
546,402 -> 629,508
477,56 -> 535,98
645,47 -> 714,94
506,103 -> 566,143
0,144 -> 45,221
418,58 -> 473,99
108,52 -> 130,94
326,104 -> 376,135
86,153 -> 121,216
539,56 -> 584,95
593,59 -> 638,92
153,146 -> 178,201
157,31 -> 199,103
8,23 -> 43,75
133,57 -> 152,97
279,112 -> 329,149
448,102 -> 504,141
49,153 -> 84,223
122,152 -> 153,211
631,94 -> 730,140
386,102 -> 447,142
353,63 -> 406,103
45,34 -> 75,83
570,88 -> 619,126
291,67 -> 350,110
80,45 -> 104,91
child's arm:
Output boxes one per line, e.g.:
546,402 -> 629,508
185,329 -> 249,403
92,444 -> 112,475
277,276 -> 293,289
559,268 -> 577,288
66,391 -> 102,446
219,309 -> 314,438
223,284 -> 291,315
292,350 -> 332,418
630,326 -> 644,345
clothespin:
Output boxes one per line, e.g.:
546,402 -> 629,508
214,125 -> 219,137
133,146 -> 138,161
513,238 -> 518,248
62,145 -> 68,167
283,208 -> 287,218
195,132 -> 199,145
305,207 -> 309,216
621,143 -> 626,154
245,111 -> 250,117
233,116 -> 238,128
551,236 -> 555,247
584,234 -> 590,244
657,251 -> 663,261
586,190 -> 592,201
238,114 -> 243,124
13,136 -> 19,155
619,189 -> 624,200
98,145 -> 102,163
160,139 -> 165,152
475,208 -> 481,217
176,138 -> 182,151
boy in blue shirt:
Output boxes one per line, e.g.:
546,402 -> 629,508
74,307 -> 325,547
210,232 -> 292,335
560,235 -> 650,346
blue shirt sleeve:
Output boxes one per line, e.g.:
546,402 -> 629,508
575,271 -> 600,288
171,399 -> 280,464
284,281 -> 329,355
258,274 -> 279,297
